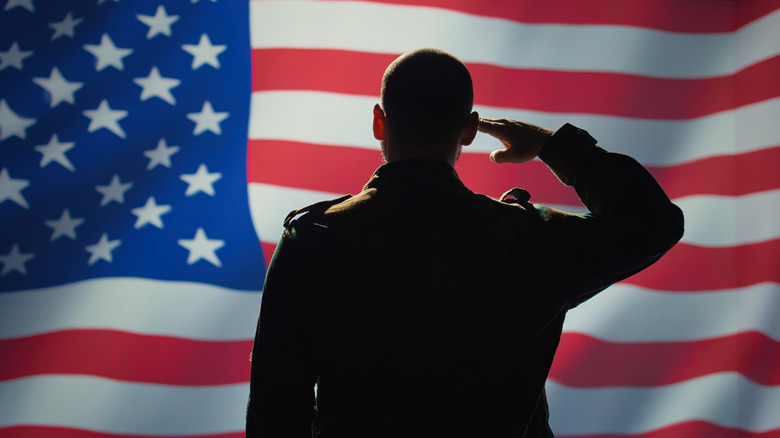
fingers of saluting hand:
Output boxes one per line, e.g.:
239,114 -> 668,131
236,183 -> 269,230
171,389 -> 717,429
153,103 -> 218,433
478,118 -> 513,163
489,148 -> 511,163
477,117 -> 510,136
478,117 -> 552,164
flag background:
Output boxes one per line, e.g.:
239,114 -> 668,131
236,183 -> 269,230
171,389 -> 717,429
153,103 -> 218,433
1,0 -> 779,437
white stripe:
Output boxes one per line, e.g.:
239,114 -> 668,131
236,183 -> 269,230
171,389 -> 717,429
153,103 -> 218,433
564,282 -> 780,343
547,373 -> 780,434
248,91 -> 376,150
8,263 -> 773,347
0,277 -> 262,341
3,371 -> 776,437
12,262 -> 777,346
736,7 -> 780,71
675,189 -> 780,247
248,182 -> 780,248
249,90 -> 780,167
3,373 -> 777,436
0,375 -> 246,435
22,270 -> 779,346
249,1 -> 753,79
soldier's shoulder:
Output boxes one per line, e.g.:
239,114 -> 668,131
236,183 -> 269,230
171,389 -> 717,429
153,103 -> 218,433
478,187 -> 553,224
283,194 -> 353,230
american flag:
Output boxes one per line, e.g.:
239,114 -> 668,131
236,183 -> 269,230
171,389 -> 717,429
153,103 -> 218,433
1,0 -> 778,437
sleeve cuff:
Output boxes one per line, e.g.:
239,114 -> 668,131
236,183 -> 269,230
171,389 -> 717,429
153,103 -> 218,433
538,123 -> 601,186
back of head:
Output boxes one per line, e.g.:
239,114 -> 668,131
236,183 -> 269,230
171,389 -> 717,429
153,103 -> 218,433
381,49 -> 473,148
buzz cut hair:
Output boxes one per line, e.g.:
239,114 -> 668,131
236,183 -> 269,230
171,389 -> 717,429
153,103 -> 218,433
380,48 -> 474,147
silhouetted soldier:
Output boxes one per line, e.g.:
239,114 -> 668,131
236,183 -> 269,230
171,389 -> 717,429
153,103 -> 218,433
247,48 -> 684,437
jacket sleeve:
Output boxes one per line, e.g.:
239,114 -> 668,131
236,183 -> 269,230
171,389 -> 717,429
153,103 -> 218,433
535,124 -> 685,308
246,227 -> 317,437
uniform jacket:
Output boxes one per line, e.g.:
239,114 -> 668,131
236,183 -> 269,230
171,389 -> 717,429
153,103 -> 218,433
247,125 -> 684,437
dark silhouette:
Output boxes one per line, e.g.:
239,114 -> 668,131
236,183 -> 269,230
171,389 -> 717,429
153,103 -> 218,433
247,48 -> 684,437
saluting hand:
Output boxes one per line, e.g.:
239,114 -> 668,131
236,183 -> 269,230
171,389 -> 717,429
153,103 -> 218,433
478,118 -> 554,164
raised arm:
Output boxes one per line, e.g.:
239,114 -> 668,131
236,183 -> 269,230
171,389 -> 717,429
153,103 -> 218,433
479,118 -> 684,307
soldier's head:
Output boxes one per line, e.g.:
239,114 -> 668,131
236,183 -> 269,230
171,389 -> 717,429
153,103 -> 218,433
373,48 -> 479,165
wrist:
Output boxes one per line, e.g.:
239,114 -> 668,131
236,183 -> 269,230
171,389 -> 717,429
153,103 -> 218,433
539,124 -> 596,157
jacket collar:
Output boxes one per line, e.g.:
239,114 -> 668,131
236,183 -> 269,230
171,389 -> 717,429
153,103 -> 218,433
362,157 -> 463,191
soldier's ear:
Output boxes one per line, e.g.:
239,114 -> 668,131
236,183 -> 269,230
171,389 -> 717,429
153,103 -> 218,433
460,111 -> 479,146
373,104 -> 387,141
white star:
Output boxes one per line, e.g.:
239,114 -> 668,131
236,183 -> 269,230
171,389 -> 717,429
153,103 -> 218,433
35,134 -> 76,171
180,163 -> 221,196
181,33 -> 226,70
133,66 -> 180,105
4,0 -> 34,12
84,33 -> 133,71
0,168 -> 30,209
45,208 -> 85,241
95,174 -> 132,206
143,138 -> 179,170
85,233 -> 121,265
0,244 -> 34,276
33,67 -> 84,108
83,99 -> 128,138
0,99 -> 36,141
137,5 -> 179,39
186,101 -> 228,136
131,196 -> 172,229
0,42 -> 33,71
178,228 -> 224,267
49,12 -> 83,40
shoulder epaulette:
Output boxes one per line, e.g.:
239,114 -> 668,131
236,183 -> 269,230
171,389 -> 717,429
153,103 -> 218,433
499,187 -> 531,205
283,194 -> 352,229
500,187 -> 552,223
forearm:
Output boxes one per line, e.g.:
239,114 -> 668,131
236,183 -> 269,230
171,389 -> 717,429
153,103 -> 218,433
539,124 -> 683,246
535,124 -> 684,305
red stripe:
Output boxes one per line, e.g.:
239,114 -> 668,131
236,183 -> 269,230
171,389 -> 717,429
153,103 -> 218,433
0,330 -> 251,385
630,239 -> 780,291
6,322 -> 775,389
471,55 -> 780,120
551,332 -> 780,387
248,140 -> 384,195
248,140 -> 780,201
645,146 -> 780,199
258,238 -> 779,292
320,0 -> 741,33
251,49 -> 780,120
0,427 -> 241,438
252,49 -> 386,96
557,421 -> 780,438
737,55 -> 780,109
247,138 -> 581,203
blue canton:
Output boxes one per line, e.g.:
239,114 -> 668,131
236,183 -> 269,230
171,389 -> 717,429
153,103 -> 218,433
0,0 -> 264,291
